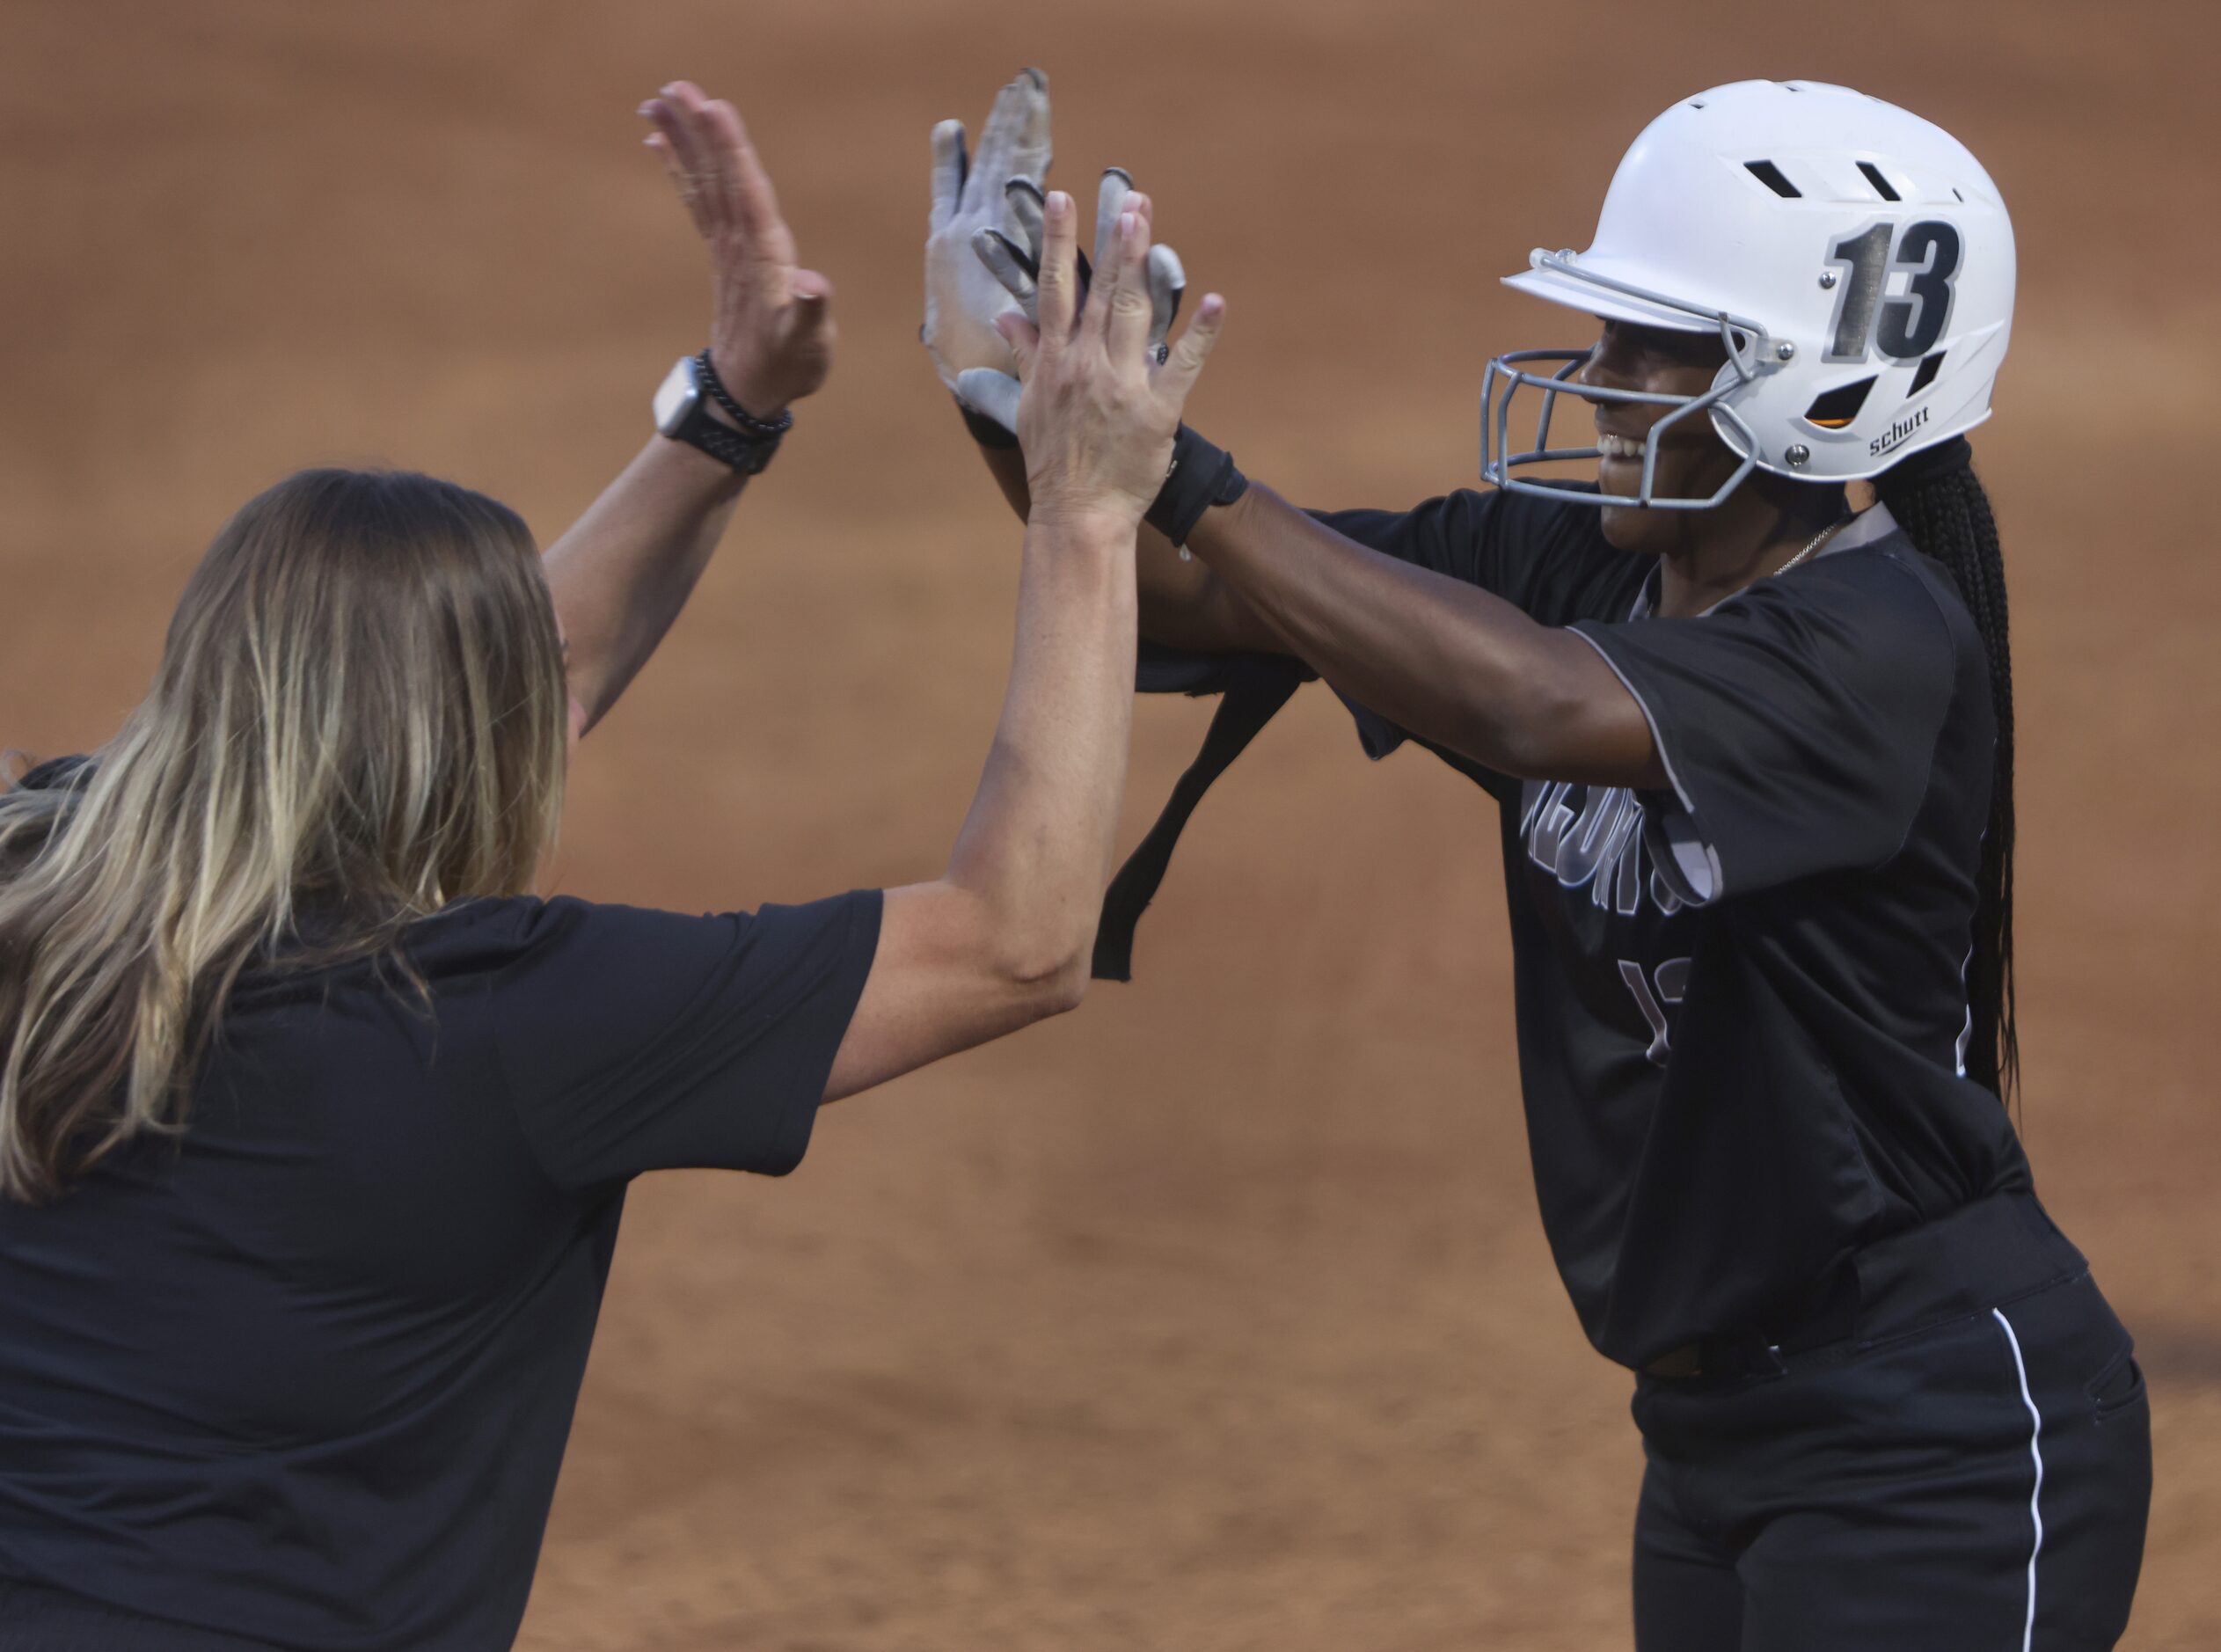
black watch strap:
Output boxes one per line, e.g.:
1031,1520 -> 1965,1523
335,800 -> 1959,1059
694,350 -> 793,442
661,352 -> 791,477
673,402 -> 783,476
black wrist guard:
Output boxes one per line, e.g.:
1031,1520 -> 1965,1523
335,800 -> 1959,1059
1144,426 -> 1247,546
957,394 -> 1020,450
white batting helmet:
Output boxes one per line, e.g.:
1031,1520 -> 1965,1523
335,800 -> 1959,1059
1481,79 -> 2015,507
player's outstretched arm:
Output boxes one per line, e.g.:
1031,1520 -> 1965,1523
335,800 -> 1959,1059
824,193 -> 1224,1100
1183,487 -> 1664,788
542,82 -> 835,736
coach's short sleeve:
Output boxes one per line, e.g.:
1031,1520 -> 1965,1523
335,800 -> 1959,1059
1570,549 -> 1958,903
489,890 -> 883,1190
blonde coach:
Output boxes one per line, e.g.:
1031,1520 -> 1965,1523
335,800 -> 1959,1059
0,83 -> 1220,1649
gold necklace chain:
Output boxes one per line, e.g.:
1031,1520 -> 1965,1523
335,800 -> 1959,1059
1773,514 -> 1853,578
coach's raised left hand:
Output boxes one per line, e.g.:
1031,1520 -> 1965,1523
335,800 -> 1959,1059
999,190 -> 1224,530
640,82 -> 834,418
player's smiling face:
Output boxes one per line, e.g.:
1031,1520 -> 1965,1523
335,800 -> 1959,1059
1575,320 -> 1739,555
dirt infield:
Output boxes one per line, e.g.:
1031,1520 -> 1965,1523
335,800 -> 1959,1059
4,1 -> 2217,1646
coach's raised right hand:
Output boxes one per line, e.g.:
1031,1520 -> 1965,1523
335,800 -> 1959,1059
640,82 -> 834,418
998,191 -> 1224,531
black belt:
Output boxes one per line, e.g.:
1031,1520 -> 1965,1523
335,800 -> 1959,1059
1640,1191 -> 2086,1383
1643,1268 -> 1861,1381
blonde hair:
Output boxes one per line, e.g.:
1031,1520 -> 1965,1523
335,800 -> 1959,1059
0,469 -> 569,1202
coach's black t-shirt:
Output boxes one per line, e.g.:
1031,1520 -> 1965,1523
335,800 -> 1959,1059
0,879 -> 882,1648
1314,489 -> 2031,1368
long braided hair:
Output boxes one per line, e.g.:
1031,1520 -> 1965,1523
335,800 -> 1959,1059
1873,434 -> 2016,1104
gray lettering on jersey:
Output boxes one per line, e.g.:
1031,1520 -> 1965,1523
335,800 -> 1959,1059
1559,786 -> 1636,888
1954,943 -> 1975,1078
1523,780 -> 1577,870
1526,780 -> 1632,888
1618,960 -> 1669,1064
1523,780 -> 1674,918
1618,956 -> 1693,1066
1604,802 -> 1645,916
1518,778 -> 1553,837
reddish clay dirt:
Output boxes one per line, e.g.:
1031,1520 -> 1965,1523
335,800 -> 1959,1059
4,2 -> 2217,1647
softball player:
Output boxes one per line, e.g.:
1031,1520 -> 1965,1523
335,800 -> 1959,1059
928,77 -> 2151,1648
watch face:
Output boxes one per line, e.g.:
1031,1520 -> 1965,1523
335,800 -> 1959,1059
653,357 -> 700,436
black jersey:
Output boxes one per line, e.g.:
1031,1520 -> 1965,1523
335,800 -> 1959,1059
1312,488 -> 2031,1369
0,861 -> 880,1648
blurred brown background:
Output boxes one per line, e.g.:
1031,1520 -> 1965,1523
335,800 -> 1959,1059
4,1 -> 2217,1646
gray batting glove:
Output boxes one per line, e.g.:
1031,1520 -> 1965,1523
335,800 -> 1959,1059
958,166 -> 1187,435
923,69 -> 1054,395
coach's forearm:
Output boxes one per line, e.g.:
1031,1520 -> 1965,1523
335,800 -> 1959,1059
1185,485 -> 1656,784
944,510 -> 1136,990
542,435 -> 748,734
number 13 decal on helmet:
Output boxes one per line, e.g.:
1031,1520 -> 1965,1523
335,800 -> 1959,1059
1826,220 -> 1963,363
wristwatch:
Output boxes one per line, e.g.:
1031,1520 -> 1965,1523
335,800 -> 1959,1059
653,352 -> 792,475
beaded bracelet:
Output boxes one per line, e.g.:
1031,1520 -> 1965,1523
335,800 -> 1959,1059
694,349 -> 794,441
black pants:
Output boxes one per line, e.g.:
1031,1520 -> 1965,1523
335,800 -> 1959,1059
1633,1195 -> 2151,1651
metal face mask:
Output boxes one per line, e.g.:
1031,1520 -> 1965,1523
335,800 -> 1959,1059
1480,252 -> 1772,510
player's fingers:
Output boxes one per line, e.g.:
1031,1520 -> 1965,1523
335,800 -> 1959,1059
1146,244 -> 1187,356
929,119 -> 968,227
1034,189 -> 1079,345
1090,188 -> 1146,309
1098,205 -> 1154,362
968,77 -> 1026,216
1092,167 -> 1133,273
989,311 -> 1038,374
973,228 -> 1038,318
1003,178 -> 1044,259
1012,65 -> 1052,186
957,366 -> 1024,434
1156,293 -> 1226,405
975,225 -> 1038,284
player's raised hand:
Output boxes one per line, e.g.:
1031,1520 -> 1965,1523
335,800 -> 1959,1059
639,82 -> 834,416
993,189 -> 1224,529
923,69 -> 1054,394
976,168 -> 1186,349
960,166 -> 1187,436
